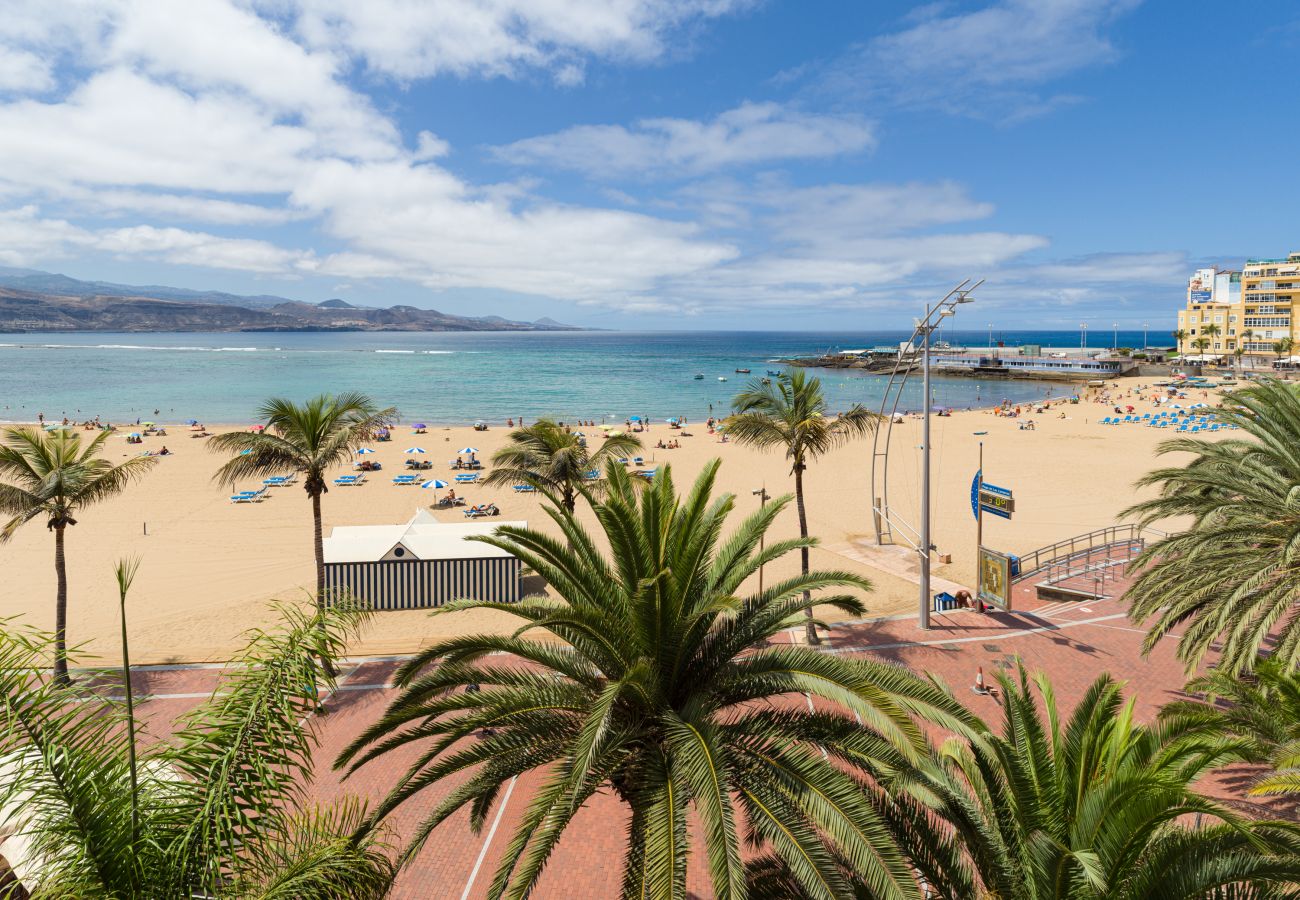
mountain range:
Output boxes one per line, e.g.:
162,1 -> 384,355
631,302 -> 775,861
0,267 -> 583,332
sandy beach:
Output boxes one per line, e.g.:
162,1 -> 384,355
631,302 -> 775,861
1,376 -> 1219,665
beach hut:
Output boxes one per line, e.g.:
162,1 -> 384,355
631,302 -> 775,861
322,509 -> 523,610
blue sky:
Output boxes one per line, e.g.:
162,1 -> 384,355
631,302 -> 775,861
0,0 -> 1296,330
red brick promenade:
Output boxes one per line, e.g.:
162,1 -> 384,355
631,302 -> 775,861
117,583 -> 1274,898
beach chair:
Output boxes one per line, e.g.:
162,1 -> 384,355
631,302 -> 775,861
632,456 -> 644,466
583,469 -> 600,481
231,487 -> 267,503
933,591 -> 958,612
617,457 -> 629,465
513,484 -> 537,493
392,475 -> 418,485
637,469 -> 657,480
455,473 -> 479,483
333,474 -> 365,486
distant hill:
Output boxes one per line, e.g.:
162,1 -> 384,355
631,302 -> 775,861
0,268 -> 584,333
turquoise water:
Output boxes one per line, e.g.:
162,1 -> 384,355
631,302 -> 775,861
0,330 -> 1138,424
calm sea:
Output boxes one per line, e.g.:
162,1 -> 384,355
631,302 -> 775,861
0,330 -> 1154,424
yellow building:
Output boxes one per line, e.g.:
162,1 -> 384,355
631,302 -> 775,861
1176,252 -> 1300,360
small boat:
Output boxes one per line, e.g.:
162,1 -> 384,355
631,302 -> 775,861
766,369 -> 781,376
693,374 -> 704,380
761,378 -> 772,385
735,368 -> 751,374
718,376 -> 728,382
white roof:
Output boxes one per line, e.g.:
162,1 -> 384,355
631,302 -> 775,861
323,510 -> 525,563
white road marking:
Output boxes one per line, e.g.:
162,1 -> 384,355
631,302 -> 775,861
462,775 -> 518,900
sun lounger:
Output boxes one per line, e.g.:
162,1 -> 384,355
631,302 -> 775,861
333,474 -> 365,486
392,475 -> 418,485
636,469 -> 657,480
455,473 -> 479,483
231,487 -> 268,503
513,484 -> 537,493
632,456 -> 644,466
464,504 -> 500,518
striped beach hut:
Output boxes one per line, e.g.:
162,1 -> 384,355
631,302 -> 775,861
322,509 -> 523,610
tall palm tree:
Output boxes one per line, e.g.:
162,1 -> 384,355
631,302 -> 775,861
0,601 -> 394,898
338,461 -> 976,900
211,393 -> 395,607
0,427 -> 156,683
1274,338 -> 1294,364
1125,378 -> 1300,673
1192,336 -> 1211,355
877,664 -> 1300,899
1242,328 -> 1256,368
726,370 -> 878,644
483,418 -> 642,512
1202,323 -> 1222,343
1173,328 -> 1187,352
1161,659 -> 1300,797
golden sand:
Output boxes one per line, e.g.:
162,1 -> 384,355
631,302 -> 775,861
1,377 -> 1217,664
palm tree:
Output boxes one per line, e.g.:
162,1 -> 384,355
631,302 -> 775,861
1161,659 -> 1300,797
1125,378 -> 1300,673
1192,336 -> 1211,356
1274,338 -> 1294,364
879,664 -> 1300,899
0,427 -> 157,683
211,393 -> 395,607
1242,328 -> 1256,369
1172,328 -> 1187,352
483,417 -> 641,512
338,461 -> 976,900
725,370 -> 878,644
0,601 -> 394,898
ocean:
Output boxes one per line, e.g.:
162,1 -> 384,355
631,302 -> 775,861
0,329 -> 1157,425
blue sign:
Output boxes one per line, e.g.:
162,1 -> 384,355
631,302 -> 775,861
970,469 -> 981,519
981,482 -> 1011,497
1190,291 -> 1212,301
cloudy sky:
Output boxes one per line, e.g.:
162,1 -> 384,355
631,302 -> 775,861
0,0 -> 1295,329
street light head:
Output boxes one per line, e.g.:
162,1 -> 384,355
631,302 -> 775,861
751,488 -> 765,496
939,308 -> 955,318
955,296 -> 974,304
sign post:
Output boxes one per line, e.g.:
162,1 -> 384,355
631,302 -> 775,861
972,443 -> 1015,610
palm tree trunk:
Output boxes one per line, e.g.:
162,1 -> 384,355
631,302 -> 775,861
312,490 -> 325,608
310,489 -> 337,680
53,524 -> 70,684
793,464 -> 819,645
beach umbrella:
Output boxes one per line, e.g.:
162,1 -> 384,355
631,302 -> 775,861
356,448 -> 375,455
458,447 -> 478,454
411,423 -> 427,429
405,447 -> 426,454
666,418 -> 678,424
250,424 -> 265,431
129,432 -> 142,438
629,415 -> 642,422
184,418 -> 198,425
141,421 -> 155,426
420,479 -> 449,489
606,430 -> 625,437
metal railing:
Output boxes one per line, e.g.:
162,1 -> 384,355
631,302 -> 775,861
1012,524 -> 1162,583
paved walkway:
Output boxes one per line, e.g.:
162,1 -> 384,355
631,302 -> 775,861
106,577 -> 1279,898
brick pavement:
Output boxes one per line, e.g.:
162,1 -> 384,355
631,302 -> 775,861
92,572 -> 1280,899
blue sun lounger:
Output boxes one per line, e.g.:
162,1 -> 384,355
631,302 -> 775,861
392,474 -> 418,485
455,473 -> 479,483
333,474 -> 365,486
513,484 -> 537,493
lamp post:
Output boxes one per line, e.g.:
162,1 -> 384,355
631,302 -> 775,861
1080,323 -> 1088,351
988,323 -> 993,349
751,486 -> 769,595
915,287 -> 977,629
1112,322 -> 1118,350
1143,322 -> 1149,350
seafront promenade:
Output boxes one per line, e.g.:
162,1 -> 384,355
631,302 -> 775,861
113,578 -> 1273,899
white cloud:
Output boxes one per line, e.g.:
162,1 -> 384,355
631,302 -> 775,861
288,0 -> 753,81
494,102 -> 875,178
0,49 -> 53,93
814,0 -> 1142,119
0,206 -> 312,273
